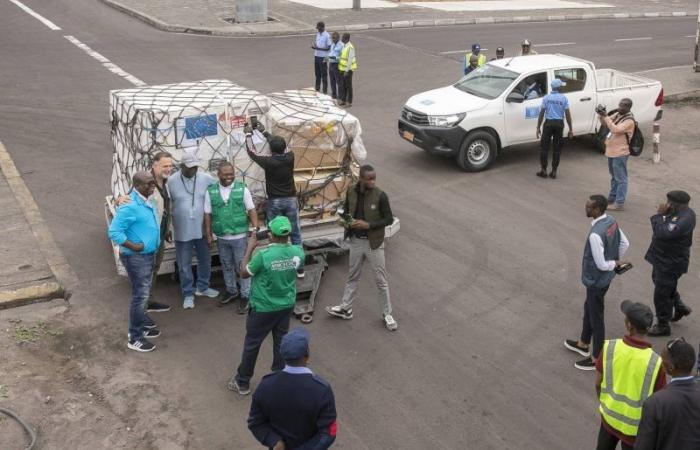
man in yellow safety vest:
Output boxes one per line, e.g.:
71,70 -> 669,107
594,300 -> 666,450
464,43 -> 487,76
337,33 -> 357,107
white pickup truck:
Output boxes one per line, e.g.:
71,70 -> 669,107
398,54 -> 664,171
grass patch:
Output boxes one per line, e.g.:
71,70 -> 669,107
12,321 -> 63,343
0,385 -> 8,399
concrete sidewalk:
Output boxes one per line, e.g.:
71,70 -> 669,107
638,65 -> 700,101
100,0 -> 698,37
0,141 -> 76,309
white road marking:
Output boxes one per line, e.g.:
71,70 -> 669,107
614,37 -> 653,42
685,35 -> 697,38
8,0 -> 61,30
64,35 -> 146,86
535,42 -> 576,47
441,48 -> 489,54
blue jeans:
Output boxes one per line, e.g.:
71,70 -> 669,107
217,237 -> 250,298
175,238 -> 211,298
267,197 -> 302,245
608,156 -> 628,205
121,253 -> 155,341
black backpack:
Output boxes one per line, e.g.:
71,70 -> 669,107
624,118 -> 644,157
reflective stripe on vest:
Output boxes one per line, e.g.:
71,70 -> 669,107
465,53 -> 487,67
339,43 -> 357,72
598,339 -> 661,435
208,181 -> 249,237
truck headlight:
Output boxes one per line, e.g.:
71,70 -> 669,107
428,113 -> 465,127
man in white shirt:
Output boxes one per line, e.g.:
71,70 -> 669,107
311,21 -> 331,95
204,161 -> 259,313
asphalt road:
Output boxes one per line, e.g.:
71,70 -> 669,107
1,1 -> 699,448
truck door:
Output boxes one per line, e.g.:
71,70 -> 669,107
553,68 -> 596,135
503,72 -> 548,145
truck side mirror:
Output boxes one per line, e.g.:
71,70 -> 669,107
506,92 -> 525,103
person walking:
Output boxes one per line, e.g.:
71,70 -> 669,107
594,300 -> 666,450
464,43 -> 486,75
464,54 -> 480,76
635,338 -> 700,450
564,195 -> 629,370
312,21 -> 331,95
337,33 -> 356,107
228,216 -> 305,395
204,161 -> 259,312
328,31 -> 344,101
248,327 -> 337,449
645,190 -> 696,337
600,98 -> 635,211
520,39 -> 537,55
326,165 -> 397,331
108,171 -> 161,352
166,153 -> 218,309
536,78 -> 573,179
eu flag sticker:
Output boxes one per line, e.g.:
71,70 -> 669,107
525,106 -> 540,119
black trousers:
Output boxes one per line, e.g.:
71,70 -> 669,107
329,62 -> 340,99
339,70 -> 353,104
314,56 -> 328,93
540,119 -> 564,170
235,307 -> 292,386
581,285 -> 609,360
596,423 -> 633,450
652,268 -> 688,324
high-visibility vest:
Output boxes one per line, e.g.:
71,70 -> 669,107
598,339 -> 662,436
465,53 -> 487,67
339,43 -> 357,72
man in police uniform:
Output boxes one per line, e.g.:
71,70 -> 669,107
248,327 -> 337,450
645,190 -> 696,337
536,78 -> 573,179
464,43 -> 486,75
228,216 -> 305,395
594,301 -> 666,450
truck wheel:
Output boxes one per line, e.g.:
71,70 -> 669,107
455,131 -> 497,172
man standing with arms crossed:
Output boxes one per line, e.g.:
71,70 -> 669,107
564,195 -> 629,370
204,161 -> 259,312
600,98 -> 635,211
328,31 -> 344,101
536,78 -> 573,179
645,190 -> 696,336
228,216 -> 305,395
311,21 -> 331,95
109,171 -> 161,352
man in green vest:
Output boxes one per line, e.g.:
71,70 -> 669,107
337,32 -> 357,107
594,300 -> 666,450
464,43 -> 486,75
228,215 -> 305,395
204,161 -> 259,312
326,165 -> 397,331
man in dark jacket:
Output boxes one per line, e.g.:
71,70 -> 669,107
646,190 -> 696,336
635,338 -> 700,450
325,165 -> 397,331
248,327 -> 337,450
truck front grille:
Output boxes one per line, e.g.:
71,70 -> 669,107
401,107 -> 429,126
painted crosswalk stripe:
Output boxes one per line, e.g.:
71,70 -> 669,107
8,0 -> 61,30
64,35 -> 146,87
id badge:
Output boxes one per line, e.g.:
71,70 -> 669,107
606,131 -> 612,140
189,207 -> 195,219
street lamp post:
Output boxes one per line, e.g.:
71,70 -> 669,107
353,0 -> 361,11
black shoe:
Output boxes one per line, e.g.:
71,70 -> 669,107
648,323 -> 671,337
127,339 -> 156,353
237,297 -> 249,315
297,268 -> 305,279
147,301 -> 171,313
549,170 -> 557,179
671,306 -> 692,322
536,170 -> 548,178
128,328 -> 161,340
219,292 -> 240,307
564,339 -> 591,357
227,378 -> 251,395
574,357 -> 596,371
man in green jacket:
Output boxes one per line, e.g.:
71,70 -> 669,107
326,165 -> 397,331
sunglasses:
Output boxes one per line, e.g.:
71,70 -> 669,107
666,336 -> 686,351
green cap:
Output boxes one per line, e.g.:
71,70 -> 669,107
268,216 -> 292,237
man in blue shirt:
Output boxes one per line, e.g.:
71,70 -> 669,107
328,31 -> 344,100
536,78 -> 573,179
108,171 -> 161,353
311,21 -> 331,95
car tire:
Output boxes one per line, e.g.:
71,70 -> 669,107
455,130 -> 498,172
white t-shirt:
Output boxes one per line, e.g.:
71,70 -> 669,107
204,183 -> 255,240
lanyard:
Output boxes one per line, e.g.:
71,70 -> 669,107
180,172 -> 197,210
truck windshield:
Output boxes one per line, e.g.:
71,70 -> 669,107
453,65 -> 519,100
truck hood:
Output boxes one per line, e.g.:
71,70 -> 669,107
404,85 -> 491,115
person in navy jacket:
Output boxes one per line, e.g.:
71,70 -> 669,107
248,327 -> 337,449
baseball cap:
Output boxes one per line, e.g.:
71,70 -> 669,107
472,43 -> 481,52
620,300 -> 653,331
180,152 -> 199,168
667,190 -> 691,204
268,215 -> 292,237
280,327 -> 310,361
521,39 -> 531,46
551,79 -> 566,89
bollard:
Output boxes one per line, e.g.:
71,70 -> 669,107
353,0 -> 361,10
652,122 -> 661,164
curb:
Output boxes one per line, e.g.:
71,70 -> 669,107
99,0 -> 696,37
0,282 -> 65,310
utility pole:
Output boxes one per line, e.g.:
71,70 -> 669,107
353,0 -> 361,11
695,2 -> 700,72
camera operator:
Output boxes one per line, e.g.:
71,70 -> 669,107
227,216 -> 305,396
598,98 -> 635,211
645,191 -> 696,337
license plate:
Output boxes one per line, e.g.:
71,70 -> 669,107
402,130 -> 414,142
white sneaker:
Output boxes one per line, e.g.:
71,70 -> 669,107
195,288 -> 219,298
383,314 -> 398,331
183,296 -> 195,309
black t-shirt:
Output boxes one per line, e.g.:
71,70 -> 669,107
247,152 -> 296,198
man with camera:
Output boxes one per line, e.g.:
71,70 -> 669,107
598,99 -> 635,211
645,191 -> 696,337
228,216 -> 305,396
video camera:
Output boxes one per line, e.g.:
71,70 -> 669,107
595,104 -> 607,115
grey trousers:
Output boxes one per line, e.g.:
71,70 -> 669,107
340,237 -> 393,316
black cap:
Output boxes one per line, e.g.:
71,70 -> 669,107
620,300 -> 653,331
667,190 -> 691,204
280,327 -> 310,361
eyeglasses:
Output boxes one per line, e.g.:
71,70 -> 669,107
666,336 -> 686,351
